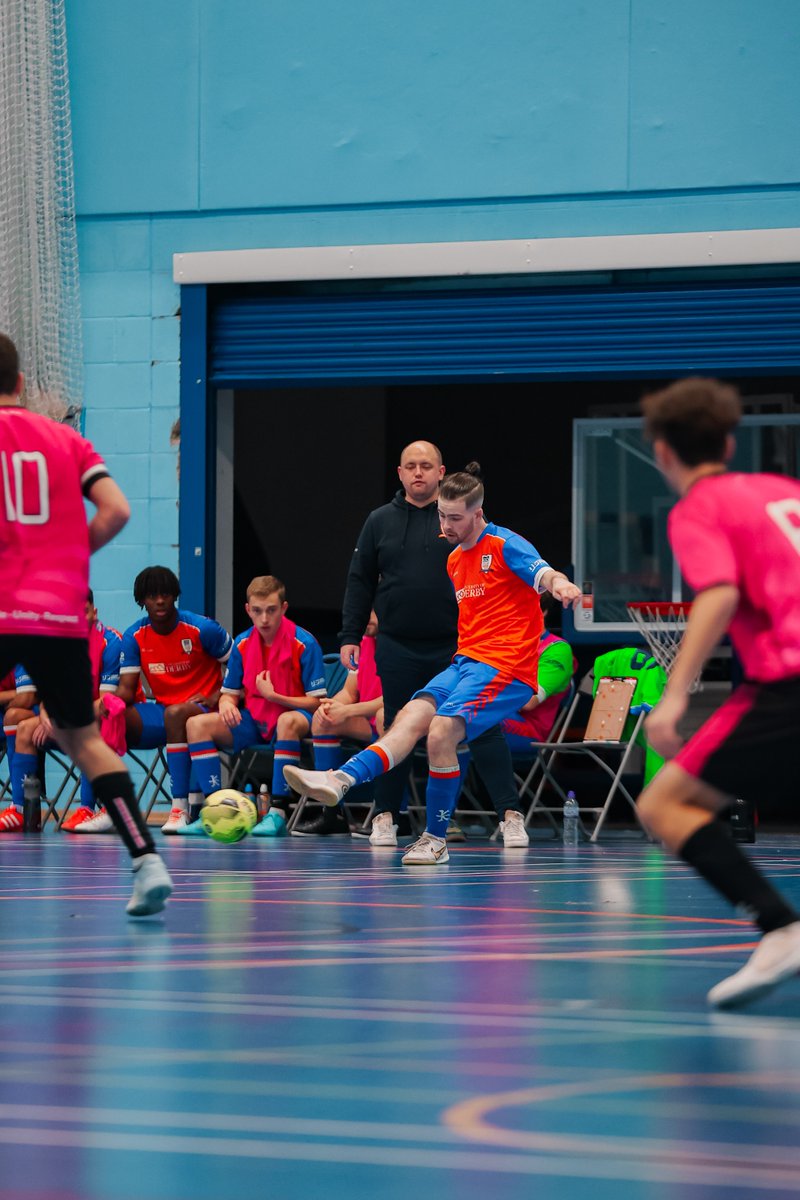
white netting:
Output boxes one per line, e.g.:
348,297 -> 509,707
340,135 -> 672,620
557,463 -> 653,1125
627,601 -> 700,688
0,0 -> 82,424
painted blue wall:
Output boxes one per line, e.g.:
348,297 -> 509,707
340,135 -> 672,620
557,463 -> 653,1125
65,0 -> 800,631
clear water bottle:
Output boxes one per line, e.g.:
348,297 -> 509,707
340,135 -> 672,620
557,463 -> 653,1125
562,790 -> 579,846
258,783 -> 269,817
728,797 -> 756,843
23,774 -> 42,833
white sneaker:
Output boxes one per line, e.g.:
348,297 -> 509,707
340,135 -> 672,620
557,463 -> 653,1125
499,810 -> 530,848
161,806 -> 189,834
126,854 -> 173,916
402,832 -> 449,866
369,812 -> 398,846
708,921 -> 800,1009
282,766 -> 349,807
73,808 -> 114,834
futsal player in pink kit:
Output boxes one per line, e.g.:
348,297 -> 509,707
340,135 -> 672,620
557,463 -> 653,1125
0,332 -> 172,915
637,376 -> 800,1008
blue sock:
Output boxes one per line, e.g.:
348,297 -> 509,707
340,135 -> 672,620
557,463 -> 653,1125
167,741 -> 191,802
12,751 -> 37,810
338,743 -> 394,789
79,773 -> 96,810
425,763 -> 461,839
189,740 -> 223,797
312,735 -> 345,772
457,743 -> 471,793
272,739 -> 301,800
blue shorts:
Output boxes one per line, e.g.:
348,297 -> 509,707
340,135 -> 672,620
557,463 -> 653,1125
227,706 -> 314,753
130,700 -> 211,749
413,656 -> 533,739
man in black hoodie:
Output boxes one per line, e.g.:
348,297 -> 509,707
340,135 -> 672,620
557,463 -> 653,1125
337,440 -> 528,848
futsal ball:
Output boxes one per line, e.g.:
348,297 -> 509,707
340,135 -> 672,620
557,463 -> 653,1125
200,789 -> 258,844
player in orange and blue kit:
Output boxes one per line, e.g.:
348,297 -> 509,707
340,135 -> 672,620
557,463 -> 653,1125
284,462 -> 581,865
118,565 -> 232,833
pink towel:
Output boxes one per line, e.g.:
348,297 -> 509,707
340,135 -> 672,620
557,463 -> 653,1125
99,693 -> 127,755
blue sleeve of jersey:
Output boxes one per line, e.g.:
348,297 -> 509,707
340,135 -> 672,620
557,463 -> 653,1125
502,529 -> 551,590
100,629 -> 122,689
199,616 -> 233,663
120,624 -> 141,672
298,632 -> 327,695
221,634 -> 246,692
14,665 -> 35,692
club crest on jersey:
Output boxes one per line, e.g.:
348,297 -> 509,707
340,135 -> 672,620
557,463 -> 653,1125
480,553 -> 492,572
181,638 -> 193,654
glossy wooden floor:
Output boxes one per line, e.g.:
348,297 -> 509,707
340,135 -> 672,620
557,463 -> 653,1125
2,825 -> 800,1200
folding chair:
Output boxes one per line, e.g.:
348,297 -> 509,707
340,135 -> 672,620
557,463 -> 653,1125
42,748 -> 83,828
0,739 -> 9,803
126,746 -> 172,821
489,678 -> 577,842
518,667 -> 652,842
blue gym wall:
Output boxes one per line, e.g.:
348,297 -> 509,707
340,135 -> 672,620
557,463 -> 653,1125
65,0 -> 800,632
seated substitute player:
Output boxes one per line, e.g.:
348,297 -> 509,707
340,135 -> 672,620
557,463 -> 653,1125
116,565 -> 233,834
185,574 -> 327,837
637,376 -> 800,1009
292,609 -> 385,838
10,591 -> 127,832
0,664 -> 42,830
284,463 -> 582,865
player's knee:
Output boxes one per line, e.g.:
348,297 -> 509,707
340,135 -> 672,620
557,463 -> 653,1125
186,712 -> 210,741
276,711 -> 308,739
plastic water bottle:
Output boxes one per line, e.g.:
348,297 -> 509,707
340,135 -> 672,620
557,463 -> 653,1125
728,797 -> 756,844
23,774 -> 42,833
562,790 -> 579,846
258,783 -> 269,817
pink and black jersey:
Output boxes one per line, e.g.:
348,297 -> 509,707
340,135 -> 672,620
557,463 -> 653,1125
0,407 -> 107,638
448,522 -> 550,689
120,610 -> 233,704
669,472 -> 800,682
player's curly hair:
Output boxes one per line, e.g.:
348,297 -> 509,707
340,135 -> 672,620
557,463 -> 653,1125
0,333 -> 20,396
641,377 -> 741,466
439,461 -> 484,508
133,565 -> 180,608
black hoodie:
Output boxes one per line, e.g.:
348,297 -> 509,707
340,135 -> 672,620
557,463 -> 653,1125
339,490 -> 458,648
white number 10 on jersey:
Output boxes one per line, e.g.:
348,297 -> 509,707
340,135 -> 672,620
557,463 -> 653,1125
1,451 -> 50,524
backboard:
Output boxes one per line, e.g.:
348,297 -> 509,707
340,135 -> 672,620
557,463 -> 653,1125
567,413 -> 800,642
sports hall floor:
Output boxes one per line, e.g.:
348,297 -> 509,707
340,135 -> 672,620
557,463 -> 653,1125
2,825 -> 800,1200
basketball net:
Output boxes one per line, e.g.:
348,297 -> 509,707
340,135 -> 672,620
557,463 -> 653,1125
626,601 -> 702,693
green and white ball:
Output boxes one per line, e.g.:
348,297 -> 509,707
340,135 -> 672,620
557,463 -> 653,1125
200,789 -> 258,843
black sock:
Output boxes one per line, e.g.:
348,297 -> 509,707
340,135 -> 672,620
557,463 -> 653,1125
680,820 -> 798,933
92,771 -> 155,860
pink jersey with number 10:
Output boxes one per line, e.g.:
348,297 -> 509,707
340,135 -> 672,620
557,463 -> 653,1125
0,407 -> 107,638
669,471 -> 800,682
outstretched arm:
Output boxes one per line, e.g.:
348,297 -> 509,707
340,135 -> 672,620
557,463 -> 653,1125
538,568 -> 582,609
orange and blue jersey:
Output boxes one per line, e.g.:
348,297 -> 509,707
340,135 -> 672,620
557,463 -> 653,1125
120,609 -> 232,705
447,522 -> 549,689
93,622 -> 123,695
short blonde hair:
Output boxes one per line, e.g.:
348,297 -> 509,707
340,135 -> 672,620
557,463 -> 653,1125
246,574 -> 286,603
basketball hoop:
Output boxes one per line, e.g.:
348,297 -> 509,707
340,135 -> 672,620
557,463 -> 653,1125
626,601 -> 701,691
